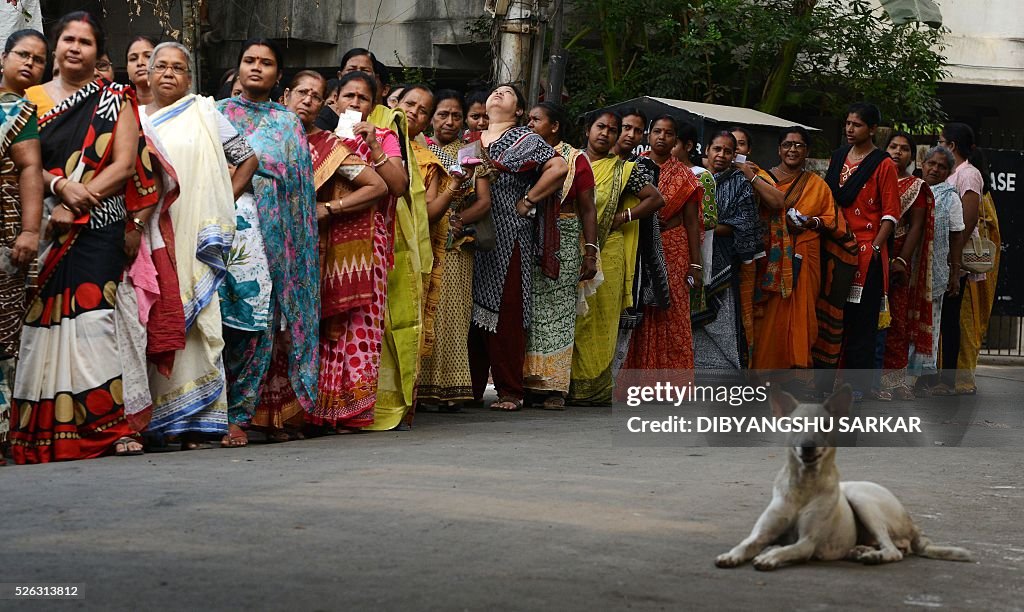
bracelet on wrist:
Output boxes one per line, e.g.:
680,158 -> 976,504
893,256 -> 908,268
584,242 -> 599,252
48,176 -> 62,195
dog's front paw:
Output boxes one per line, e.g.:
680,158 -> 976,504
715,552 -> 747,568
752,552 -> 783,571
856,548 -> 903,565
753,552 -> 790,577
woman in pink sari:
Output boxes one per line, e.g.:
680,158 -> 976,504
281,71 -> 388,433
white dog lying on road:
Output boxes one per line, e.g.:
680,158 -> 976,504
715,385 -> 972,571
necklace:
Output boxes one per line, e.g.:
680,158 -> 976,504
847,146 -> 874,163
772,165 -> 799,177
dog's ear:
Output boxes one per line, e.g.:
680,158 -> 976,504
825,384 -> 853,419
769,385 -> 798,418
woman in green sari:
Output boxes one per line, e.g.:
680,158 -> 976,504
568,110 -> 663,405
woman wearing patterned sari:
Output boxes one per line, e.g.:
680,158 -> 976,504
568,110 -> 662,405
525,102 -> 598,408
397,86 -> 450,357
0,30 -> 46,463
336,72 -> 424,432
12,13 -> 159,462
471,84 -> 567,412
879,132 -> 933,400
674,122 -> 719,317
624,115 -> 703,371
752,127 -> 842,371
282,71 -> 388,430
215,39 -> 318,446
141,43 -> 257,448
417,91 -> 490,408
693,132 -> 761,370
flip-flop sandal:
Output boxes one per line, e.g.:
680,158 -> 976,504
892,386 -> 915,401
490,397 -> 523,411
870,390 -> 893,402
541,396 -> 566,411
220,426 -> 249,448
930,384 -> 957,396
957,387 -> 977,396
113,436 -> 144,456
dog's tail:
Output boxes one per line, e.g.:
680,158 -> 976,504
912,534 -> 973,562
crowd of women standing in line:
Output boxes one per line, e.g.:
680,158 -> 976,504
0,11 -> 999,465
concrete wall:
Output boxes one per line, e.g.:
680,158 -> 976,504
205,0 -> 490,78
937,0 -> 1024,87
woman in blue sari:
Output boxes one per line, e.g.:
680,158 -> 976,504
216,38 -> 318,446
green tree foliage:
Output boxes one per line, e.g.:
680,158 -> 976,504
563,0 -> 947,129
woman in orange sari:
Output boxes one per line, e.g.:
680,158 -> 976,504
282,71 -> 387,431
624,115 -> 703,370
752,127 -> 841,371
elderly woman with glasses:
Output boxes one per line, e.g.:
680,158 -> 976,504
138,41 -> 258,448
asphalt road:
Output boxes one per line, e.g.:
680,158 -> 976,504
2,366 -> 1022,611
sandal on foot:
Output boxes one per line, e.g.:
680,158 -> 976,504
892,386 -> 915,401
541,396 -> 566,411
930,384 -> 957,396
113,436 -> 144,456
220,425 -> 249,448
870,390 -> 893,402
957,387 -> 977,396
490,396 -> 523,411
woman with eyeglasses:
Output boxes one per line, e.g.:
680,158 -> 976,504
0,29 -> 47,464
95,52 -> 113,81
13,12 -> 159,462
281,70 -> 389,434
751,127 -> 849,372
125,35 -> 157,106
138,42 -> 258,448
215,38 -> 318,447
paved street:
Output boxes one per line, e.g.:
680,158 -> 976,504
2,366 -> 1023,611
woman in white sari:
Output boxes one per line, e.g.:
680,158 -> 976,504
141,43 -> 257,449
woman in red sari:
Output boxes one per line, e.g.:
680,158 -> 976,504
624,115 -> 703,370
282,71 -> 387,431
880,131 -> 933,400
822,103 -> 899,400
11,12 -> 160,461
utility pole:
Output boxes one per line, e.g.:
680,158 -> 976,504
181,0 -> 202,92
493,0 -> 532,89
526,1 -> 548,109
546,0 -> 566,103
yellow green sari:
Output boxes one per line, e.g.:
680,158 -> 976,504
365,106 -> 433,430
568,156 -> 639,404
